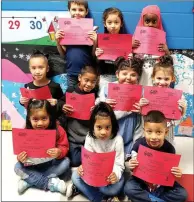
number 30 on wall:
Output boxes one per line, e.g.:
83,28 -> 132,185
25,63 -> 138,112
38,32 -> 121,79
30,20 -> 42,29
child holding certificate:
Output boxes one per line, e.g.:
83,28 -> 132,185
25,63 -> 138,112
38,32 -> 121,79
14,100 -> 70,195
132,5 -> 170,86
97,57 -> 145,160
71,102 -> 125,201
57,65 -> 99,167
124,111 -> 187,202
55,0 -> 97,88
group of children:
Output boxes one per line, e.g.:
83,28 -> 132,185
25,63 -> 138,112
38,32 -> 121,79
15,1 -> 188,202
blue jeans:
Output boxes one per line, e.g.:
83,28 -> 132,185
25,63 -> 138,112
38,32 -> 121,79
14,158 -> 70,190
124,176 -> 187,202
72,171 -> 124,202
68,142 -> 82,167
67,75 -> 78,89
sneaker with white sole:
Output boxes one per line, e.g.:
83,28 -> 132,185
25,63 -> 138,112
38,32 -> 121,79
66,181 -> 80,198
47,177 -> 67,194
18,179 -> 31,195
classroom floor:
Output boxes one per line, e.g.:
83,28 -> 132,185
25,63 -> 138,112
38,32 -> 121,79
2,131 -> 193,201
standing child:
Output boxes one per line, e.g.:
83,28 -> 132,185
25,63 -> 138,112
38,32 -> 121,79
55,0 -> 97,88
19,50 -> 64,108
140,55 -> 187,144
97,57 -> 144,159
14,99 -> 70,194
124,110 -> 187,202
57,65 -> 99,167
95,7 -> 128,84
71,102 -> 125,202
133,5 -> 170,86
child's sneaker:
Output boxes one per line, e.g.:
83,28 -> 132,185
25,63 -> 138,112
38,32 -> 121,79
66,181 -> 80,198
102,196 -> 120,202
47,177 -> 67,194
18,179 -> 31,194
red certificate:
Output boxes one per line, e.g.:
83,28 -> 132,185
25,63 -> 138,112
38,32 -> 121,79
12,128 -> 56,158
20,86 -> 52,100
133,145 -> 181,186
66,92 -> 95,120
98,34 -> 132,61
133,26 -> 166,56
142,86 -> 182,119
108,83 -> 142,111
81,147 -> 116,187
58,18 -> 93,46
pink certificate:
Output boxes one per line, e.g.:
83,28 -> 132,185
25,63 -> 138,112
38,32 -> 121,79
98,34 -> 132,60
133,26 -> 166,56
58,18 -> 93,46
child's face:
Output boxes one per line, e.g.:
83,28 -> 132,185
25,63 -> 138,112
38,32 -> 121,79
116,69 -> 139,84
153,69 -> 174,88
29,57 -> 49,82
78,72 -> 97,92
104,14 -> 122,34
29,108 -> 50,130
144,122 -> 168,149
94,116 -> 112,140
143,14 -> 159,28
69,2 -> 88,19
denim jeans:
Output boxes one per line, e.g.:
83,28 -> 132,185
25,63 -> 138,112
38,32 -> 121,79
68,142 -> 82,167
124,176 -> 187,202
72,171 -> 124,202
14,157 -> 70,190
67,75 -> 78,89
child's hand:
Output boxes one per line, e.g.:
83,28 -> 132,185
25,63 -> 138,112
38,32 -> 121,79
158,43 -> 170,55
178,99 -> 187,116
139,98 -> 149,107
131,102 -> 141,113
77,165 -> 84,177
128,158 -> 139,170
128,53 -> 133,60
20,96 -> 29,105
62,104 -> 74,115
107,172 -> 118,184
47,99 -> 57,106
47,148 -> 61,158
105,99 -> 117,108
55,30 -> 65,43
132,39 -> 141,48
17,151 -> 28,163
171,167 -> 182,178
95,48 -> 104,57
88,31 -> 97,43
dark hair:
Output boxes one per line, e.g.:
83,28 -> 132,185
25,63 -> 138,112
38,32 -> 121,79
143,110 -> 167,126
30,49 -> 49,65
80,65 -> 99,77
103,7 -> 126,34
115,56 -> 143,78
89,102 -> 119,139
68,0 -> 88,10
152,55 -> 175,80
26,99 -> 56,129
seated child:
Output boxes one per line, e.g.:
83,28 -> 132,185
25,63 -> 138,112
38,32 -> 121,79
124,110 -> 187,202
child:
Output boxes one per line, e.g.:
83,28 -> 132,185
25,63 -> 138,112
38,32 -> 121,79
95,7 -> 127,84
124,110 -> 187,202
71,102 -> 125,202
133,5 -> 170,86
19,50 -> 64,108
14,99 -> 70,194
57,65 -> 99,167
140,55 -> 187,144
55,0 -> 97,88
97,57 -> 144,159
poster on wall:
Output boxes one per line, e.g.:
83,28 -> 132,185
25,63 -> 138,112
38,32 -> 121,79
1,11 -> 194,137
